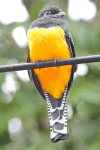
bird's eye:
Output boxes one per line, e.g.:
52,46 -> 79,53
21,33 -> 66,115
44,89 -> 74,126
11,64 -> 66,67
45,11 -> 51,15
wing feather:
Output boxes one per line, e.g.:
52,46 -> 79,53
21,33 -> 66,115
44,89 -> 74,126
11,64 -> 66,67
27,50 -> 46,100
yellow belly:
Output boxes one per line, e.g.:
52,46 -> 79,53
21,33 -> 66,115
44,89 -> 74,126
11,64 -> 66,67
27,27 -> 72,99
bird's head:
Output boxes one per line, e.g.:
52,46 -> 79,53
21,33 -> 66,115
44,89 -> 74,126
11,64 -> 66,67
38,5 -> 66,18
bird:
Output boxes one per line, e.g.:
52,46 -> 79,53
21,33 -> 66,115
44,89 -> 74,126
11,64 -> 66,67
27,5 -> 77,143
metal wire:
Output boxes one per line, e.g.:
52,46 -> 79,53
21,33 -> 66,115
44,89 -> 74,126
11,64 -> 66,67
0,55 -> 100,73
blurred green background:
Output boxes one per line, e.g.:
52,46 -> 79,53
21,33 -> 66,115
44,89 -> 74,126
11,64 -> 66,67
0,0 -> 100,150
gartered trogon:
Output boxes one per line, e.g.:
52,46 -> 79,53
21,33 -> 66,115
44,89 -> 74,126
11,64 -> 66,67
27,5 -> 77,143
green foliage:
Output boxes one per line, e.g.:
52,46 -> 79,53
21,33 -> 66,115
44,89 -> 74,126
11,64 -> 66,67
0,0 -> 100,150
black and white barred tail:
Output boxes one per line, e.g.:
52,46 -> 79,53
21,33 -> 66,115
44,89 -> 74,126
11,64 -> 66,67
44,87 -> 69,143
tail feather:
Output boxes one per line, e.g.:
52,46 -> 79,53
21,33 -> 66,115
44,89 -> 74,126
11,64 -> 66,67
44,87 -> 69,143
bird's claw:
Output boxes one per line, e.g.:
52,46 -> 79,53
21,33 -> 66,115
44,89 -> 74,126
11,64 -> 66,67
55,58 -> 59,68
35,60 -> 41,70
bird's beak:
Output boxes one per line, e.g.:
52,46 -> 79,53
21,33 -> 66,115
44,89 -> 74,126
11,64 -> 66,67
57,11 -> 66,17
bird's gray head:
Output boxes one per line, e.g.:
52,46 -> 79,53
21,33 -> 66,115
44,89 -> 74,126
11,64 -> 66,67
38,5 -> 66,18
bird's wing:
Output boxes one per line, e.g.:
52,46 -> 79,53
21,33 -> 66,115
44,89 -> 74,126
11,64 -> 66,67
27,50 -> 46,100
64,30 -> 77,73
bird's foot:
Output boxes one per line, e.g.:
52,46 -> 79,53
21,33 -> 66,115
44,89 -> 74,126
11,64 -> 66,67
35,60 -> 41,70
55,58 -> 59,68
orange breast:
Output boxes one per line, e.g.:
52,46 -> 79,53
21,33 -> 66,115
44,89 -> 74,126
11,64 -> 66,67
27,27 -> 72,99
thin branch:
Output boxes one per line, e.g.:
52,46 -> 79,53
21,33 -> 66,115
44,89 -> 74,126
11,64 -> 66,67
0,55 -> 100,73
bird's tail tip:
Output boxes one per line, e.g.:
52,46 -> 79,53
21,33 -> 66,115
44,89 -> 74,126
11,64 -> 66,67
50,121 -> 69,143
51,133 -> 69,143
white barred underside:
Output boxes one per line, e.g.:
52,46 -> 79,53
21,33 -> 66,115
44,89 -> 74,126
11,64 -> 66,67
44,87 -> 68,139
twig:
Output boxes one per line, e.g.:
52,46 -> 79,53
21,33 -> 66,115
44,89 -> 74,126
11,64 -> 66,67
0,55 -> 100,73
